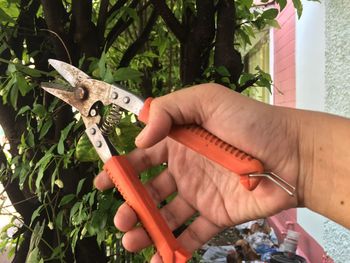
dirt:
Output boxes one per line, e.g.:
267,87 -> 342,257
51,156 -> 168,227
207,227 -> 241,246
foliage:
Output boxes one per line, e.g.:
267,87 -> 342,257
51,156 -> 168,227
0,0 -> 317,262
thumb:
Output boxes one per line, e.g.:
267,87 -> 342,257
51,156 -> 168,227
135,84 -> 212,148
135,97 -> 173,148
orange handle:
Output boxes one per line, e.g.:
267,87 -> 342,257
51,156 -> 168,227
104,156 -> 191,263
139,98 -> 264,190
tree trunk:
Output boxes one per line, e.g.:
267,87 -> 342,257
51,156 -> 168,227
180,0 -> 215,85
214,0 -> 243,85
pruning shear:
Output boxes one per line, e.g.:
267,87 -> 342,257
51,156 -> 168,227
41,59 -> 295,263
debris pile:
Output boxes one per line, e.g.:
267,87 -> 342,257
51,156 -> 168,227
200,219 -> 279,263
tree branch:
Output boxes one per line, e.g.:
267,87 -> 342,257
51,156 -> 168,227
150,0 -> 187,42
107,0 -> 128,18
41,0 -> 72,62
105,0 -> 141,50
119,10 -> 158,68
235,76 -> 259,93
72,0 -> 99,58
97,0 -> 109,46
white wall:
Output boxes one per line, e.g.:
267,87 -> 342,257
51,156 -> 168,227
296,0 -> 325,111
296,1 -> 350,261
295,0 -> 326,247
323,0 -> 350,261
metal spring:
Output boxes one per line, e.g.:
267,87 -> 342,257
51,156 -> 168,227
100,104 -> 122,135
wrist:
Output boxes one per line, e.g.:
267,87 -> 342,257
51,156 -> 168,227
294,110 -> 350,227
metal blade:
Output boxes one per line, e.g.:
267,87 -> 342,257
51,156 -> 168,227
48,59 -> 90,87
41,82 -> 81,109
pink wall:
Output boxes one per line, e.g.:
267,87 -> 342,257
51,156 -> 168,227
271,0 -> 297,241
273,1 -> 296,107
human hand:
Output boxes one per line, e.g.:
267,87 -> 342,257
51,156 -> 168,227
94,83 -> 301,262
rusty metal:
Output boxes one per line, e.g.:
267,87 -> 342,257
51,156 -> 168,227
41,59 -> 146,163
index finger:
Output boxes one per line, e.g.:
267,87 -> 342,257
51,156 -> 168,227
94,139 -> 168,191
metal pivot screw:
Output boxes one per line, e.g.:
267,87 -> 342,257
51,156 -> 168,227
123,96 -> 130,104
111,92 -> 118,99
75,86 -> 88,100
96,141 -> 102,148
90,109 -> 97,116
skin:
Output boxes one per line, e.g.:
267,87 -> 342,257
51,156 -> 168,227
94,84 -> 350,262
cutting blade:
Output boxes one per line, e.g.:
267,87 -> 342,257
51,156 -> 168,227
48,59 -> 90,87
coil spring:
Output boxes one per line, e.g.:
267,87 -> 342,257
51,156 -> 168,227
100,104 -> 122,135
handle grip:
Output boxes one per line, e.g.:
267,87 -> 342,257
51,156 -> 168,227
139,98 -> 264,191
104,156 -> 191,263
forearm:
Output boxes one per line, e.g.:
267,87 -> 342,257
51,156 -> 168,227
295,109 -> 350,228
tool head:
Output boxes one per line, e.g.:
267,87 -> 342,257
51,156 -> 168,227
41,59 -> 144,117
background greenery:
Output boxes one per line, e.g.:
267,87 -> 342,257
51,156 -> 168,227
0,0 -> 317,262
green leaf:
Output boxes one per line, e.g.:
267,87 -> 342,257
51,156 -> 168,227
256,78 -> 272,91
98,52 -> 107,79
0,8 -> 14,23
16,73 -> 31,96
30,205 -> 43,225
143,51 -> 158,58
70,228 -> 80,251
216,66 -> 231,77
276,0 -> 287,11
239,72 -> 255,85
39,119 -> 53,140
70,201 -> 82,221
75,133 -> 99,162
241,0 -> 253,8
158,39 -> 168,56
114,67 -> 143,82
27,129 -> 35,147
59,194 -> 75,207
108,114 -> 142,154
27,221 -> 45,260
292,0 -> 303,18
17,65 -> 42,77
58,121 -> 75,155
9,81 -> 18,109
55,210 -> 64,230
265,19 -> 281,29
103,67 -> 114,83
16,105 -> 31,117
35,153 -> 53,191
261,8 -> 279,20
26,247 -> 40,263
51,167 -> 59,192
76,178 -> 86,196
123,7 -> 139,23
32,104 -> 46,117
243,25 -> 255,38
89,190 -> 96,207
237,28 -> 252,46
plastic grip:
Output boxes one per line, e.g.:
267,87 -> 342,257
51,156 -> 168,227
138,97 -> 264,191
104,156 -> 191,263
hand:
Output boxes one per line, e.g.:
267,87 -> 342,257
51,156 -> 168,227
95,83 -> 301,262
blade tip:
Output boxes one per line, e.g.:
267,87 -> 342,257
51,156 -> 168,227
48,59 -> 59,67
